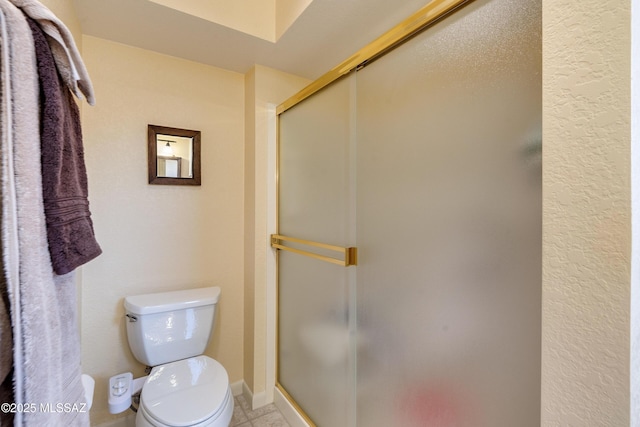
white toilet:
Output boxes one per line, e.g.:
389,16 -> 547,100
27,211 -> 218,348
118,286 -> 233,427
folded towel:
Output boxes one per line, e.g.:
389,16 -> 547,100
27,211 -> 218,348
29,16 -> 101,275
0,274 -> 12,404
0,282 -> 14,427
9,0 -> 94,105
0,5 -> 17,425
0,4 -> 13,398
0,3 -> 31,424
0,3 -> 89,425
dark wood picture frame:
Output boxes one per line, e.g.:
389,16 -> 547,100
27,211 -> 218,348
148,124 -> 201,186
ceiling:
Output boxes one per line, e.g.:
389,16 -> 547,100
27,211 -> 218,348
72,0 -> 435,80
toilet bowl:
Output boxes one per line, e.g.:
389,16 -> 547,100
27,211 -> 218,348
136,356 -> 233,427
109,287 -> 233,427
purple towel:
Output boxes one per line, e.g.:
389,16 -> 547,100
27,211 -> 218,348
28,17 -> 101,275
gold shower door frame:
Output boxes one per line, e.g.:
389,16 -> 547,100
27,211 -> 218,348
272,0 -> 473,425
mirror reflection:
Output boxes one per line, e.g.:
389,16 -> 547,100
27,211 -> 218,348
156,134 -> 193,178
148,125 -> 201,186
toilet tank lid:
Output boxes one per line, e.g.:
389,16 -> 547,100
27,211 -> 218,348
124,287 -> 220,315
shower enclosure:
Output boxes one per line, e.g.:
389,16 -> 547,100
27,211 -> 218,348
274,0 -> 541,425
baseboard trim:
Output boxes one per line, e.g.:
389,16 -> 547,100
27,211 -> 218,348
231,380 -> 244,396
253,389 -> 269,408
241,381 -> 271,409
274,386 -> 310,427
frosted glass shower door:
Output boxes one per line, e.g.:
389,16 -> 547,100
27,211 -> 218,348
277,74 -> 356,427
354,0 -> 541,426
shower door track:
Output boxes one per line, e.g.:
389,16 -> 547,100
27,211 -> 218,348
276,0 -> 473,115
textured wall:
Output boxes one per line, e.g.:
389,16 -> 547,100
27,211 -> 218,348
80,36 -> 245,426
244,67 -> 257,393
244,65 -> 310,399
631,0 -> 640,423
542,0 -> 631,424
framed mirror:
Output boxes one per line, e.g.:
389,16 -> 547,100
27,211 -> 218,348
148,125 -> 201,185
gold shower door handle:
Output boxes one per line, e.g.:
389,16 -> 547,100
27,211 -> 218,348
270,234 -> 357,267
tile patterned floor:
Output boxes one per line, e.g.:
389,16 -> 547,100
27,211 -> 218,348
230,394 -> 291,427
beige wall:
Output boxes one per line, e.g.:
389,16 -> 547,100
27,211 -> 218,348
542,0 -> 631,424
79,36 -> 245,425
632,0 -> 640,422
244,65 -> 310,396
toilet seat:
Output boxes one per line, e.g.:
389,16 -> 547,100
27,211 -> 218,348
139,355 -> 231,427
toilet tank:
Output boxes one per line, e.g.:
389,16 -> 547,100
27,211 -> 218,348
124,287 -> 220,367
